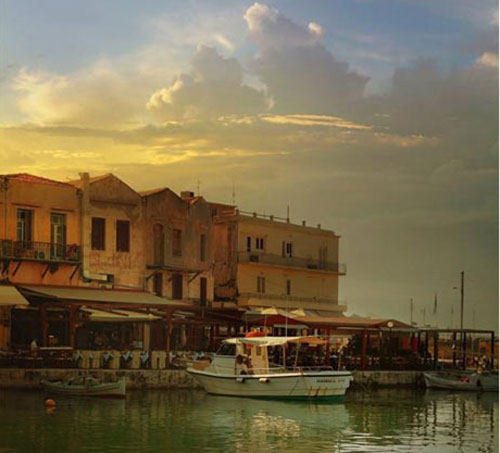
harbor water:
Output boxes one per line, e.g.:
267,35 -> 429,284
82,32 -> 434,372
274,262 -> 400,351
0,389 -> 497,452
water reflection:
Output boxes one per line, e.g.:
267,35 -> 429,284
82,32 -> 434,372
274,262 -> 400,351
0,389 -> 497,452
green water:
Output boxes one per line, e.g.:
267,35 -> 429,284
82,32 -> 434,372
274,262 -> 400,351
0,389 -> 497,452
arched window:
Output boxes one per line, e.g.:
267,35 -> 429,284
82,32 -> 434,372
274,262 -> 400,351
153,223 -> 165,265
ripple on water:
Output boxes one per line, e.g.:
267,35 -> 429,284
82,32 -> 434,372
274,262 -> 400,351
0,389 -> 497,453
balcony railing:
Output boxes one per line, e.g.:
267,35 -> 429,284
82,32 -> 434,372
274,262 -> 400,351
237,251 -> 346,274
0,240 -> 81,263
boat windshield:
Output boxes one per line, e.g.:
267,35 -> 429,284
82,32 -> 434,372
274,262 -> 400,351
216,342 -> 236,356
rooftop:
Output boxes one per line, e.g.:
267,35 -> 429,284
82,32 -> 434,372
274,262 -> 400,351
2,173 -> 74,188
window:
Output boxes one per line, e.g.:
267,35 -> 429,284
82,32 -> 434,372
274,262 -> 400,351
257,276 -> 266,293
255,237 -> 264,250
153,224 -> 164,265
286,279 -> 291,296
91,218 -> 105,250
50,213 -> 66,259
246,236 -> 251,252
172,274 -> 183,299
282,241 -> 293,258
319,245 -> 328,268
153,273 -> 163,296
116,220 -> 130,252
16,209 -> 33,245
200,277 -> 207,307
200,234 -> 206,262
173,229 -> 182,256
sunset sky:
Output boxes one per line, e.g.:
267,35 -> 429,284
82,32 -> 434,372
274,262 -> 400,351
1,1 -> 498,330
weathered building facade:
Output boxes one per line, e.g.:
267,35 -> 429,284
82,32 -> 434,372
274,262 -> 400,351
141,189 -> 214,306
212,207 -> 346,315
70,173 -> 146,290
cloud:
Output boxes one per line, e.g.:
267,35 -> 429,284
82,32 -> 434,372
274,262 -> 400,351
261,114 -> 372,130
12,59 -> 159,129
244,3 -> 369,115
477,52 -> 499,67
364,57 -> 498,137
147,45 -> 268,121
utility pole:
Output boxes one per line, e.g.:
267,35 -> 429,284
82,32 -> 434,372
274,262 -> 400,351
410,298 -> 414,325
460,271 -> 464,331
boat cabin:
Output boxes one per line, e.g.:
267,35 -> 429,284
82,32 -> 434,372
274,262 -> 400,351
205,336 -> 329,375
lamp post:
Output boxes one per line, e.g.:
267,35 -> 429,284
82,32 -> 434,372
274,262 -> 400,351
387,321 -> 394,369
453,271 -> 466,369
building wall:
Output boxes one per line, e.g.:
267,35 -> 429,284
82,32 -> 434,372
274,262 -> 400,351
213,218 -> 238,300
0,175 -> 81,286
237,215 -> 339,264
237,263 -> 338,299
212,212 -> 345,314
77,174 -> 145,290
142,190 -> 214,303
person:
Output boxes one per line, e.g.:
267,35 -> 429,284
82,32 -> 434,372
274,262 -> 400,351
235,354 -> 248,375
30,338 -> 38,354
243,355 -> 254,375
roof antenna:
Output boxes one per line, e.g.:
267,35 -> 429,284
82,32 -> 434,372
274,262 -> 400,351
231,180 -> 236,205
197,179 -> 201,196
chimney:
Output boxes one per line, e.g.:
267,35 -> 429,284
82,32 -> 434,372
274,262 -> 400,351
302,221 -> 306,227
317,224 -> 321,229
180,191 -> 195,199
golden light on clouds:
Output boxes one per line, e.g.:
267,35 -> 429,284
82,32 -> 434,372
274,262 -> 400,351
261,114 -> 373,130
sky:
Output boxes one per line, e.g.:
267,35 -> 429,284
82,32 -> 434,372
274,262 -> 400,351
0,0 -> 498,331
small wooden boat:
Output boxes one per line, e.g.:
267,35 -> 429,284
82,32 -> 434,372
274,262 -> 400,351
424,370 -> 498,392
40,376 -> 126,398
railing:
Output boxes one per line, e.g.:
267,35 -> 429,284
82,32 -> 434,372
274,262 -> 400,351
0,239 -> 81,263
237,251 -> 346,273
239,292 -> 346,308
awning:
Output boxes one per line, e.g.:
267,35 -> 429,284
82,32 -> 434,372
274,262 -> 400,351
293,315 -> 413,330
225,336 -> 303,347
80,307 -> 161,323
19,285 -> 191,308
0,286 -> 29,306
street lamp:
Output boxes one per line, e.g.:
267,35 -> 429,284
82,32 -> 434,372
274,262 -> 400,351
387,321 -> 394,369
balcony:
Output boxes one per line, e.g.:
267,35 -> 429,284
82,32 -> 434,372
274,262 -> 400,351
237,251 -> 346,274
0,240 -> 81,264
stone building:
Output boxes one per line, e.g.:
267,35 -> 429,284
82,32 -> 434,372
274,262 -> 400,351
70,173 -> 146,290
141,189 -> 214,307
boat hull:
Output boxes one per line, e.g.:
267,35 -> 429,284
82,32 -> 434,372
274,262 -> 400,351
424,372 -> 498,392
188,369 -> 352,400
41,379 -> 126,398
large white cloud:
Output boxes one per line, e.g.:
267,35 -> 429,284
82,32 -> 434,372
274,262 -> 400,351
147,45 -> 268,121
244,3 -> 369,115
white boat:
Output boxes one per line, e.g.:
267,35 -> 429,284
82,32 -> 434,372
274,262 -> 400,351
187,336 -> 352,401
41,376 -> 126,398
424,370 -> 498,392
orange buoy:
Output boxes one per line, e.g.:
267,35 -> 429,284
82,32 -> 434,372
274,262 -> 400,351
45,398 -> 56,407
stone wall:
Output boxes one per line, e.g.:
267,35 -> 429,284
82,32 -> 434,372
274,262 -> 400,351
0,368 -> 424,390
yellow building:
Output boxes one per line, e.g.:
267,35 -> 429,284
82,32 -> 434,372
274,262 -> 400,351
0,174 -> 82,348
212,206 -> 346,315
